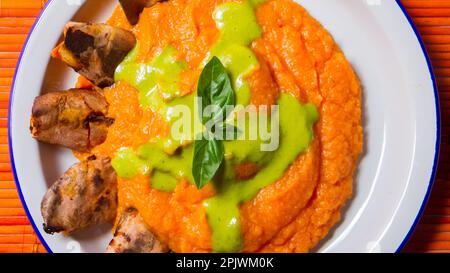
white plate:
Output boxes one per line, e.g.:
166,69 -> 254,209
9,0 -> 440,253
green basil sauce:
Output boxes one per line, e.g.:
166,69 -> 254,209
115,45 -> 199,154
206,94 -> 317,252
112,0 -> 319,253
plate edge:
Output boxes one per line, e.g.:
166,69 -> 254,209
8,0 -> 55,253
393,0 -> 441,253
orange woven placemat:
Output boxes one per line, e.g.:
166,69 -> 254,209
0,0 -> 448,253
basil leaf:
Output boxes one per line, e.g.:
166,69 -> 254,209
192,136 -> 224,189
192,57 -> 235,189
197,56 -> 235,124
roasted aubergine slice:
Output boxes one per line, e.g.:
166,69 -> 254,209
119,0 -> 166,25
30,89 -> 114,152
54,22 -> 136,87
41,155 -> 118,234
106,208 -> 169,253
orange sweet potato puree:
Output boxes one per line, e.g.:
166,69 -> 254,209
88,0 -> 362,252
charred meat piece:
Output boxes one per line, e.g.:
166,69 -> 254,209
56,22 -> 136,87
41,155 -> 117,234
106,208 -> 169,253
119,0 -> 166,25
30,89 -> 114,152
